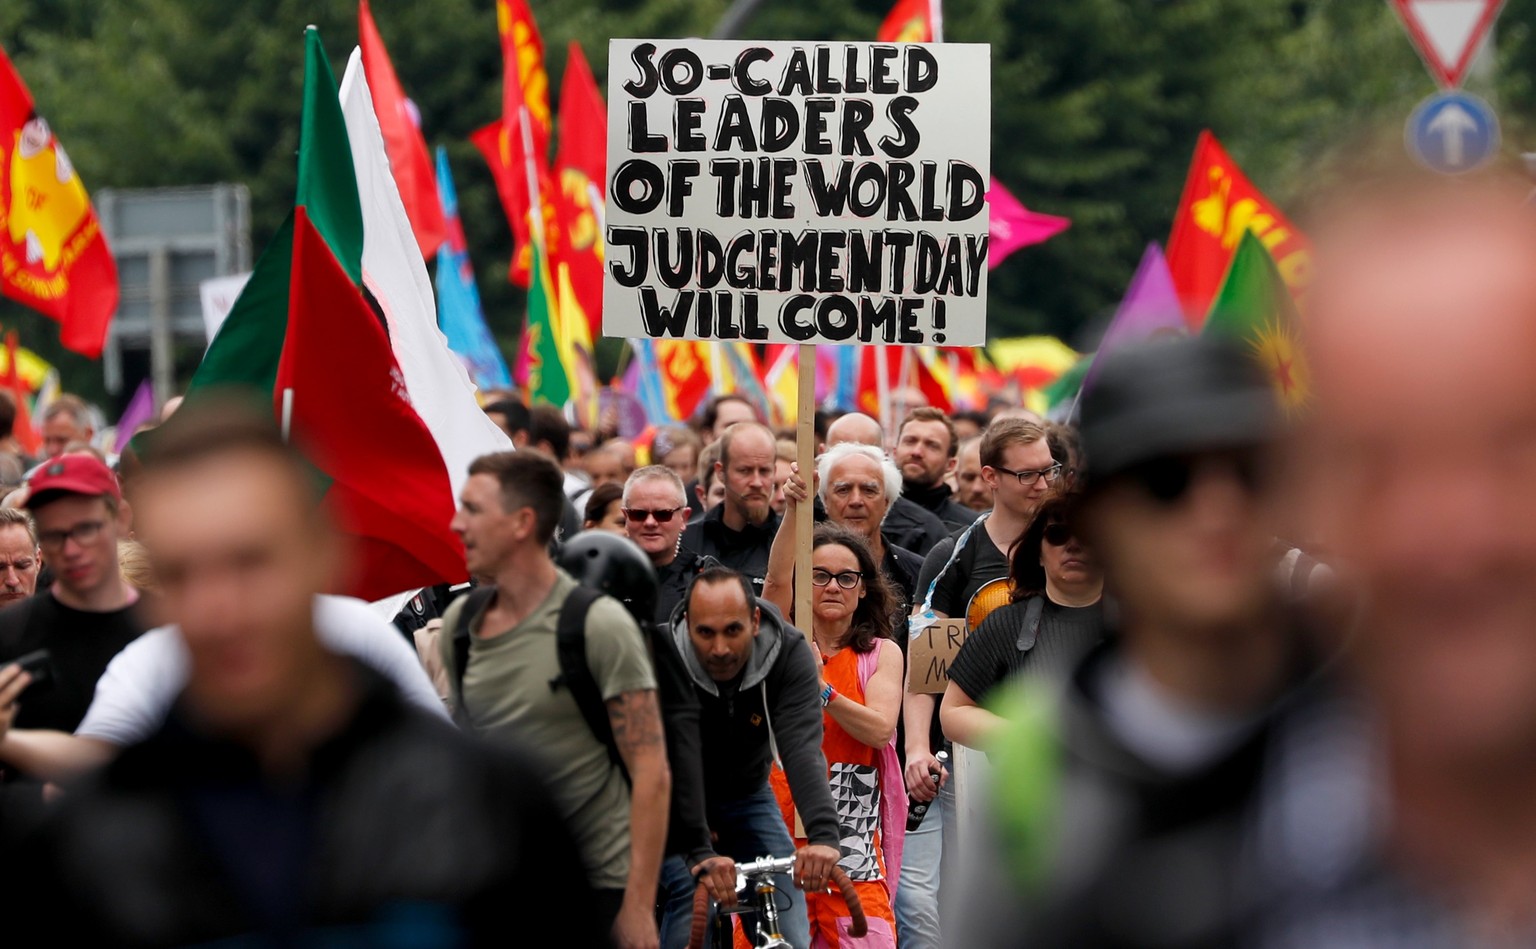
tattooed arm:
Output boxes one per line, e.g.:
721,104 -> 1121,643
608,688 -> 671,949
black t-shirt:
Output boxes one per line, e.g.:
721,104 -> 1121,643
916,525 -> 1012,620
0,593 -> 148,735
948,597 -> 1105,706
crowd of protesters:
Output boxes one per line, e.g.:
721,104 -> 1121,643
0,170 -> 1532,949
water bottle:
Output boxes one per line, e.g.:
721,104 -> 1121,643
905,750 -> 949,831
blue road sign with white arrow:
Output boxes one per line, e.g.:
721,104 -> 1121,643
1406,91 -> 1500,175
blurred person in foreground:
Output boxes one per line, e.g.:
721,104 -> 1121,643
1250,174 -> 1536,945
962,335 -> 1307,948
2,399 -> 599,946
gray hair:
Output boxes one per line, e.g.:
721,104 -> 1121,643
816,442 -> 903,519
623,464 -> 687,506
0,507 -> 37,547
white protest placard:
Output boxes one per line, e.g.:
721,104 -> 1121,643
603,39 -> 991,347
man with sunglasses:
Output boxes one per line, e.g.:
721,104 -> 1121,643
622,465 -> 700,626
962,335 -> 1304,947
0,454 -> 148,830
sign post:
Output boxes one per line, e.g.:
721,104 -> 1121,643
602,38 -> 991,634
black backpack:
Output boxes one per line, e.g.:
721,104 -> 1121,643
449,584 -> 698,787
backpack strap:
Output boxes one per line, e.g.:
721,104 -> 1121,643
1014,596 -> 1046,654
450,586 -> 498,724
551,586 -> 628,779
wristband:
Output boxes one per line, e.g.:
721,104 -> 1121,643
820,684 -> 836,707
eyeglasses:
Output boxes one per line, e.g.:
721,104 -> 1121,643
993,463 -> 1062,487
622,507 -> 684,524
1124,454 -> 1263,506
38,520 -> 105,550
1042,523 -> 1075,547
810,568 -> 863,589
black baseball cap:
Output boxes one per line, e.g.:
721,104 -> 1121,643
1077,335 -> 1277,485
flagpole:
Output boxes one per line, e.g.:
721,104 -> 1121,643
794,343 -> 815,645
930,0 -> 944,42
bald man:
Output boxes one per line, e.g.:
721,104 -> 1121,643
678,423 -> 781,595
823,413 -> 947,556
1249,174 -> 1536,941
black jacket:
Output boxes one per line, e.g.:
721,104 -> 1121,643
678,504 -> 781,594
902,480 -> 982,534
882,496 -> 950,558
665,598 -> 840,854
5,668 -> 604,948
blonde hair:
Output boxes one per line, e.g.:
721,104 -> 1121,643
117,539 -> 156,593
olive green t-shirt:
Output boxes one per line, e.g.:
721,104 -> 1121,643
443,571 -> 657,890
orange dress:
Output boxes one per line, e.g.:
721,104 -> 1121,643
763,644 -> 898,948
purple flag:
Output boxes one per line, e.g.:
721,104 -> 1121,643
988,179 -> 1070,269
1078,244 -> 1187,401
113,379 -> 155,454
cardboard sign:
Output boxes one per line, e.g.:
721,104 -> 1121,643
603,39 -> 991,347
907,618 -> 968,694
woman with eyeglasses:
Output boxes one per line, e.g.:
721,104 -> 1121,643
759,523 -> 906,948
940,493 -> 1104,750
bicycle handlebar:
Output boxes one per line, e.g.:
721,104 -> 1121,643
686,858 -> 866,949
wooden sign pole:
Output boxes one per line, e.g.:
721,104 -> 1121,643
794,343 -> 816,641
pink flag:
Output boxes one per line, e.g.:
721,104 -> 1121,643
988,179 -> 1070,269
1079,243 -> 1187,398
112,379 -> 155,455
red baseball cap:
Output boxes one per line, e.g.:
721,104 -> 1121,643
25,454 -> 123,509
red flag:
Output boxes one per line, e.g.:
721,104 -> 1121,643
554,42 -> 607,336
0,45 -> 118,359
272,28 -> 464,602
357,0 -> 446,258
473,119 -> 558,288
1166,131 -> 1310,328
498,0 -> 553,168
0,331 -> 39,455
477,0 -> 557,287
878,0 -> 935,42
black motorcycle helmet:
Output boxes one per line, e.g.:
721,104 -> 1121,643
557,531 -> 659,626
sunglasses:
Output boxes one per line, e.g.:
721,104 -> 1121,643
622,506 -> 684,524
1042,523 -> 1075,547
1123,453 -> 1263,506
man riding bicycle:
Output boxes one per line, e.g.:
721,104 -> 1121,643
658,566 -> 841,949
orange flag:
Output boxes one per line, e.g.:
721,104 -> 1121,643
1166,131 -> 1310,329
878,0 -> 935,42
0,45 -> 118,359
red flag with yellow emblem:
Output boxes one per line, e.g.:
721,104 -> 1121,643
475,0 -> 556,287
554,41 -> 606,337
877,0 -> 935,42
0,45 -> 118,359
1166,131 -> 1310,330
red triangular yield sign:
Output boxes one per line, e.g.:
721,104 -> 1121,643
1391,0 -> 1505,89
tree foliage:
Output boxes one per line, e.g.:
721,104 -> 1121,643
0,0 -> 1515,400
